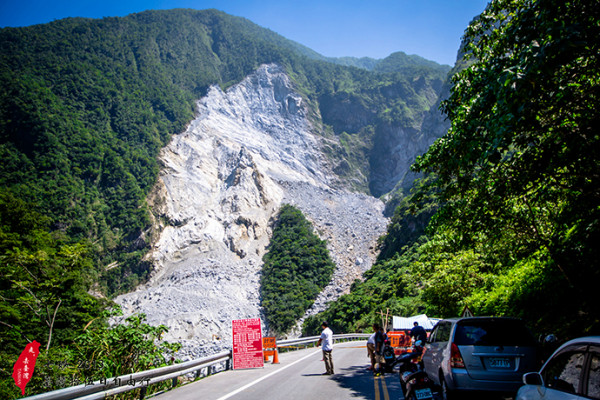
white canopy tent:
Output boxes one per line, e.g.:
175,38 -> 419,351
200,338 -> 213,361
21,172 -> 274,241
392,314 -> 439,331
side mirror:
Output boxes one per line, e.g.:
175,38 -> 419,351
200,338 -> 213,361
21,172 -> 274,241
523,372 -> 543,386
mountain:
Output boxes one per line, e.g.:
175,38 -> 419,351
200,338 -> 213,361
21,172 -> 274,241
374,51 -> 450,73
325,51 -> 451,74
116,65 -> 389,353
0,8 -> 451,358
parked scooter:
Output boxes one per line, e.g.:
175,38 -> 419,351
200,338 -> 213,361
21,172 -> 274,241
382,339 -> 396,373
400,369 -> 438,400
397,341 -> 440,400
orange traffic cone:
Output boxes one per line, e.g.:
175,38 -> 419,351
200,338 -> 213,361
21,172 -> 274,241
272,349 -> 280,364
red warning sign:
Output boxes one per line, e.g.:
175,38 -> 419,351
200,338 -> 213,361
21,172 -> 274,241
232,318 -> 264,370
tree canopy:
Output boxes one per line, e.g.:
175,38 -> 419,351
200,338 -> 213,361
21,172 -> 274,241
414,0 -> 599,329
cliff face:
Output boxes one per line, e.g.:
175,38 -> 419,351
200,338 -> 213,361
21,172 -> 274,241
371,92 -> 451,198
115,65 -> 390,356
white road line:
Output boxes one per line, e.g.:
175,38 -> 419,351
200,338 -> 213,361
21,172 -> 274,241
215,348 -> 322,400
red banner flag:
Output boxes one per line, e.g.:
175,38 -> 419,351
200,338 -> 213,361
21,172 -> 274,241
13,340 -> 41,396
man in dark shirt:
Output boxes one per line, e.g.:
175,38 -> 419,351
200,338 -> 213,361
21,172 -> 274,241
410,321 -> 427,343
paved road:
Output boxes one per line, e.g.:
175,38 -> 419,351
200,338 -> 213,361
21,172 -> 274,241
153,341 -> 405,400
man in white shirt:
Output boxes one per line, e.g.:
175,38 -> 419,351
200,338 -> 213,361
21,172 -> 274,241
317,321 -> 334,375
367,331 -> 376,371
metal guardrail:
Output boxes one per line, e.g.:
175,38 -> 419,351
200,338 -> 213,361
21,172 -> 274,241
22,352 -> 231,400
22,334 -> 369,400
278,333 -> 370,349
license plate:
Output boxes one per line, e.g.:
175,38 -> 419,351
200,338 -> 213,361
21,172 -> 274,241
415,388 -> 433,399
489,357 -> 511,368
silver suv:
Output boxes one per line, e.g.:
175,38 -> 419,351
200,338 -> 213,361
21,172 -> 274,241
422,317 -> 539,399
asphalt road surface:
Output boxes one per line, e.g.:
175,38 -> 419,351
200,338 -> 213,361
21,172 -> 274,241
152,340 -> 405,400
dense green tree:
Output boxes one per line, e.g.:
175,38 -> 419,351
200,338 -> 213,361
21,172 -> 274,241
0,306 -> 179,399
260,205 -> 335,335
414,0 -> 599,331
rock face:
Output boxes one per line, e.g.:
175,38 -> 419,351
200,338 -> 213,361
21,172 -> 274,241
116,64 -> 389,356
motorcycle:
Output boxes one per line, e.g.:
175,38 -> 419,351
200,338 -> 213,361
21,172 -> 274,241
400,369 -> 439,400
382,339 -> 396,373
396,343 -> 440,400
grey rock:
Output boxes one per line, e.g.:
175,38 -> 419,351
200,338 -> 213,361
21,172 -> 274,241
115,64 -> 391,357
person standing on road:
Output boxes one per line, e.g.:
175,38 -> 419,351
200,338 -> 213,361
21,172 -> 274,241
410,321 -> 427,344
372,323 -> 385,376
366,330 -> 377,371
317,321 -> 334,375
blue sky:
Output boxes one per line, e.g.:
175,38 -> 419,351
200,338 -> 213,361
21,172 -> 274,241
0,0 -> 489,66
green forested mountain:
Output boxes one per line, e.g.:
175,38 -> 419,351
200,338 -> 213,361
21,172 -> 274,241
304,0 -> 600,340
327,51 -> 451,75
0,8 -> 449,395
0,8 -> 448,294
2,1 -> 597,396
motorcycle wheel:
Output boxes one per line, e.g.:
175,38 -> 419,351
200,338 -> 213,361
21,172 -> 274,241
400,382 -> 407,396
398,373 -> 407,395
440,378 -> 455,400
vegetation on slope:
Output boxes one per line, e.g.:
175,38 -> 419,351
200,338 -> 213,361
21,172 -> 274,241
302,178 -> 437,335
304,0 -> 600,340
260,205 -> 335,335
0,9 -> 448,295
0,8 -> 447,394
0,193 -> 179,398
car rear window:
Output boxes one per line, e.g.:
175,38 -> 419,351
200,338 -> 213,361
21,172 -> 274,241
454,319 -> 537,346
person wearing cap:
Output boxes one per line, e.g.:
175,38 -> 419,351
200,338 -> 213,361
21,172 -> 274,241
317,321 -> 334,375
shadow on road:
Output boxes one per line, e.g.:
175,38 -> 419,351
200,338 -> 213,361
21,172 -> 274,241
329,364 -> 404,399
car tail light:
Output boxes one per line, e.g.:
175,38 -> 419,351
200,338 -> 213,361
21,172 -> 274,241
450,343 -> 465,368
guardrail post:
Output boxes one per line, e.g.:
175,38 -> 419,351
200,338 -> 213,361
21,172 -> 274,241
139,386 -> 147,400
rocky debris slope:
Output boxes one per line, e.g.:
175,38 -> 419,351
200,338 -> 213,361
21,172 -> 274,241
116,64 -> 388,357
281,181 -> 387,337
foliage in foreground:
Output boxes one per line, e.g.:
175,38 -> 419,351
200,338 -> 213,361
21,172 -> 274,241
0,197 -> 179,398
260,205 -> 335,335
0,306 -> 180,399
305,0 -> 600,340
